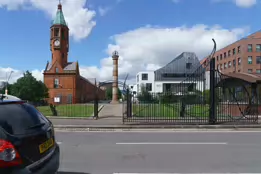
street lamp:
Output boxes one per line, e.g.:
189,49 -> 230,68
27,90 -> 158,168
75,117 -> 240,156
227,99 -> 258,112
5,71 -> 13,95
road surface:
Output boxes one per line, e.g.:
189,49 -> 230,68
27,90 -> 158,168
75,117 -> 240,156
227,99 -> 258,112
56,130 -> 261,174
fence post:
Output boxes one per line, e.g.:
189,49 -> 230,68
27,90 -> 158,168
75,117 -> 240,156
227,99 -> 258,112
209,58 -> 216,124
93,88 -> 99,119
126,88 -> 131,118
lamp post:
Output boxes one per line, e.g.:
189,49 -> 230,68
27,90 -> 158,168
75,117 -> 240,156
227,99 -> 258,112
110,50 -> 119,104
5,71 -> 13,95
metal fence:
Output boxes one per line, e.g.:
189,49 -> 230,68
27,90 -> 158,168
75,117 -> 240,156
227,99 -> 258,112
123,39 -> 259,125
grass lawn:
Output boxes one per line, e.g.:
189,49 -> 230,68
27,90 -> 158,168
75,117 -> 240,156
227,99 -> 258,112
132,103 -> 180,118
37,104 -> 94,117
187,105 -> 209,117
132,103 -> 210,118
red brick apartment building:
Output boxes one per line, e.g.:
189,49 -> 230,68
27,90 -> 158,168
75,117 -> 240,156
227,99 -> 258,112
201,31 -> 261,74
43,3 -> 105,104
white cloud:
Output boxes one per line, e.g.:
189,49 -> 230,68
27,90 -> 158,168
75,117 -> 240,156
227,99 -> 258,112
0,0 -> 96,41
212,0 -> 257,7
98,6 -> 111,16
79,25 -> 249,83
234,0 -> 256,7
0,25 -> 249,85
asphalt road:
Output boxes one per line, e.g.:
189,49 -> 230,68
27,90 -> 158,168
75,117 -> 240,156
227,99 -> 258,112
56,130 -> 261,174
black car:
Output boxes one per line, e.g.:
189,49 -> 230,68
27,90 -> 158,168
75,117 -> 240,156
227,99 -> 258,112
0,97 -> 60,174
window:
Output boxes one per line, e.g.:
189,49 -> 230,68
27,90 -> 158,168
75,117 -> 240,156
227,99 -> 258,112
224,52 -> 227,58
248,56 -> 252,64
257,69 -> 261,74
217,64 -> 220,70
228,50 -> 231,57
220,54 -> 222,60
224,63 -> 227,69
62,53 -> 65,59
220,64 -> 223,69
0,103 -> 49,135
238,58 -> 241,65
233,59 -> 236,66
67,94 -> 72,104
248,44 -> 252,52
238,46 -> 241,53
233,48 -> 236,55
145,83 -> 152,91
256,56 -> 261,64
54,78 -> 59,88
256,44 -> 261,52
141,73 -> 148,80
228,61 -> 231,67
55,67 -> 59,73
54,28 -> 59,37
248,69 -> 253,73
217,56 -> 219,61
186,63 -> 192,69
61,29 -> 65,39
51,29 -> 53,38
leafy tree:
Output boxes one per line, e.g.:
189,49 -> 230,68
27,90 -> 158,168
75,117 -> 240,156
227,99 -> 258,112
105,86 -> 122,100
11,71 -> 48,102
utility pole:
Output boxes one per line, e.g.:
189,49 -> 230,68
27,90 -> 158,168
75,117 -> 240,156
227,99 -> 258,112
5,71 -> 13,95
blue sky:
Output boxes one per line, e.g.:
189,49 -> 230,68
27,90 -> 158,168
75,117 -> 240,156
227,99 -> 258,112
0,0 -> 259,82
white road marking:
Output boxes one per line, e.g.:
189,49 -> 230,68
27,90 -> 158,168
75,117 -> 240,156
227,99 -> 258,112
116,142 -> 228,145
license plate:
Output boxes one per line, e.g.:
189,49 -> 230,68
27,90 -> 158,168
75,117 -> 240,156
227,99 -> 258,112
39,138 -> 54,154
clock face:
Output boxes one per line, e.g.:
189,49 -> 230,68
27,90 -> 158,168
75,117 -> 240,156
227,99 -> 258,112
54,40 -> 60,46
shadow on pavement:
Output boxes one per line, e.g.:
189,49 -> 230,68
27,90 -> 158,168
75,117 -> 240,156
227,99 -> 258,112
58,172 -> 90,174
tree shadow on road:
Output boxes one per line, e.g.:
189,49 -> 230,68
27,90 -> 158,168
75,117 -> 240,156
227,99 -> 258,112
58,172 -> 90,174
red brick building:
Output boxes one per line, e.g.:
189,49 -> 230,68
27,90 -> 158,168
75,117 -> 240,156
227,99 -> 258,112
43,3 -> 105,104
201,31 -> 261,73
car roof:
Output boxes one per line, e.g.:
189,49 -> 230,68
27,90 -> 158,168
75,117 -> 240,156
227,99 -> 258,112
0,94 -> 23,104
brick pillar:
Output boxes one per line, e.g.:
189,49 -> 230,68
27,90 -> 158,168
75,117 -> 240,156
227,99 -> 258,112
110,51 -> 119,104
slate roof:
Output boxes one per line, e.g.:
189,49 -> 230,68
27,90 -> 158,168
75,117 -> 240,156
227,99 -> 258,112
154,52 -> 202,81
45,61 -> 77,71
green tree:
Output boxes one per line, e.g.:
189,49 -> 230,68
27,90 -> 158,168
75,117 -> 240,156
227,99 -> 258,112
105,86 -> 122,100
11,71 -> 48,102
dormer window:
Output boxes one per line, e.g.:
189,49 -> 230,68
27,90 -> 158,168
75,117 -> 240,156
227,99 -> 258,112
55,67 -> 59,73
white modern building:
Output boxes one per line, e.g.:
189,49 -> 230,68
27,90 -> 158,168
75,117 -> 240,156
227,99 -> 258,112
134,52 -> 207,94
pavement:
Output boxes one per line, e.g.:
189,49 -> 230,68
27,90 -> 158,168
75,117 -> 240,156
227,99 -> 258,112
56,130 -> 261,174
50,117 -> 261,130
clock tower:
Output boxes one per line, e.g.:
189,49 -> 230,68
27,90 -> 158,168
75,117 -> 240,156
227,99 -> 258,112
50,3 -> 69,68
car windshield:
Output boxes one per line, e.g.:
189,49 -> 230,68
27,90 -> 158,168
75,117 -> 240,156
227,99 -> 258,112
0,103 -> 50,135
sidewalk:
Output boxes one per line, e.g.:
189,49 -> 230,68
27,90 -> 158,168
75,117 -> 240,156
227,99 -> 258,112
49,117 -> 261,130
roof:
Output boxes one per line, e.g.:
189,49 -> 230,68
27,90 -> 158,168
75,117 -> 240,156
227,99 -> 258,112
218,72 -> 261,84
0,94 -> 21,102
154,52 -> 202,81
46,62 -> 77,71
52,4 -> 67,26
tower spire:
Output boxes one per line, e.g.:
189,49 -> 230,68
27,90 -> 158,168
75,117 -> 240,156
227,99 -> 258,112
58,0 -> 62,10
